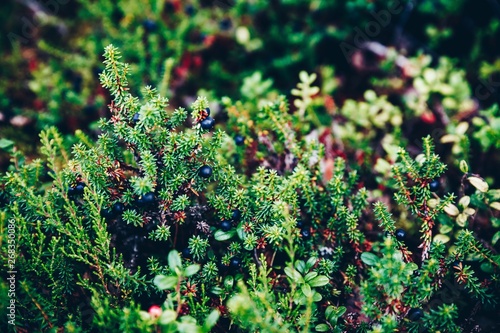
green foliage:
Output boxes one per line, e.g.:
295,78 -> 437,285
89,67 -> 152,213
1,44 -> 500,333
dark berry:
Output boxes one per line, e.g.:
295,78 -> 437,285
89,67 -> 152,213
301,228 -> 311,239
429,179 -> 440,192
142,192 -> 155,204
67,187 -> 76,196
408,308 -> 424,321
200,116 -> 215,130
395,228 -> 406,241
198,165 -> 212,178
112,202 -> 125,215
230,257 -> 241,268
100,208 -> 114,220
182,247 -> 192,259
132,112 -> 140,123
75,182 -> 86,195
296,220 -> 304,228
231,209 -> 241,221
220,220 -> 232,232
234,134 -> 245,146
204,107 -> 210,116
143,19 -> 157,32
185,4 -> 195,16
220,18 -> 232,30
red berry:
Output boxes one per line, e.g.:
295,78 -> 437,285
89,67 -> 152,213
148,305 -> 162,319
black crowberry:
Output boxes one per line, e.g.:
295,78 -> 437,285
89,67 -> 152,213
182,247 -> 192,259
142,192 -> 155,204
200,117 -> 215,130
204,107 -> 210,116
185,4 -> 195,16
220,220 -> 232,232
198,165 -> 212,178
67,187 -> 76,196
301,228 -> 311,239
230,257 -> 241,269
100,208 -> 114,220
408,308 -> 424,321
112,202 -> 125,215
234,134 -> 245,146
75,182 -> 86,195
132,112 -> 140,123
232,209 -> 241,221
395,228 -> 406,241
143,19 -> 157,32
220,18 -> 232,30
429,179 -> 440,192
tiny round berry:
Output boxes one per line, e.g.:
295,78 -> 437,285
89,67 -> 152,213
148,305 -> 162,319
198,165 -> 213,178
200,116 -> 215,130
230,257 -> 241,268
185,4 -> 195,16
301,228 -> 311,239
182,247 -> 192,259
100,208 -> 114,219
429,179 -> 440,192
112,202 -> 125,215
68,187 -> 76,196
220,220 -> 232,232
204,107 -> 211,116
408,308 -> 424,321
232,209 -> 241,221
142,192 -> 155,204
75,182 -> 86,195
219,18 -> 232,30
234,134 -> 245,146
143,19 -> 157,32
296,220 -> 304,228
132,112 -> 140,123
395,228 -> 406,241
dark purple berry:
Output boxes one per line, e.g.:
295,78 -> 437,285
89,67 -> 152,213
230,257 -> 241,268
220,220 -> 232,232
143,19 -> 157,32
112,202 -> 125,215
68,187 -> 76,196
296,220 -> 304,228
198,165 -> 212,178
182,247 -> 192,259
301,228 -> 311,239
408,308 -> 424,321
232,209 -> 241,221
100,208 -> 114,219
142,192 -> 155,204
185,4 -> 195,16
429,179 -> 440,192
75,182 -> 86,195
220,18 -> 232,30
204,107 -> 210,116
200,117 -> 215,130
132,113 -> 140,123
395,228 -> 406,241
234,134 -> 245,146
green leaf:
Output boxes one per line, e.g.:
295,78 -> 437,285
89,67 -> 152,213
168,250 -> 182,271
315,324 -> 330,332
214,230 -> 236,241
159,310 -> 177,325
325,306 -> 334,321
304,271 -> 318,282
184,264 -> 200,277
301,283 -> 312,297
468,176 -> 489,193
284,267 -> 303,283
153,275 -> 178,290
0,138 -> 14,150
360,252 -> 379,266
308,275 -> 330,287
492,231 -> 500,246
202,310 -> 220,331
